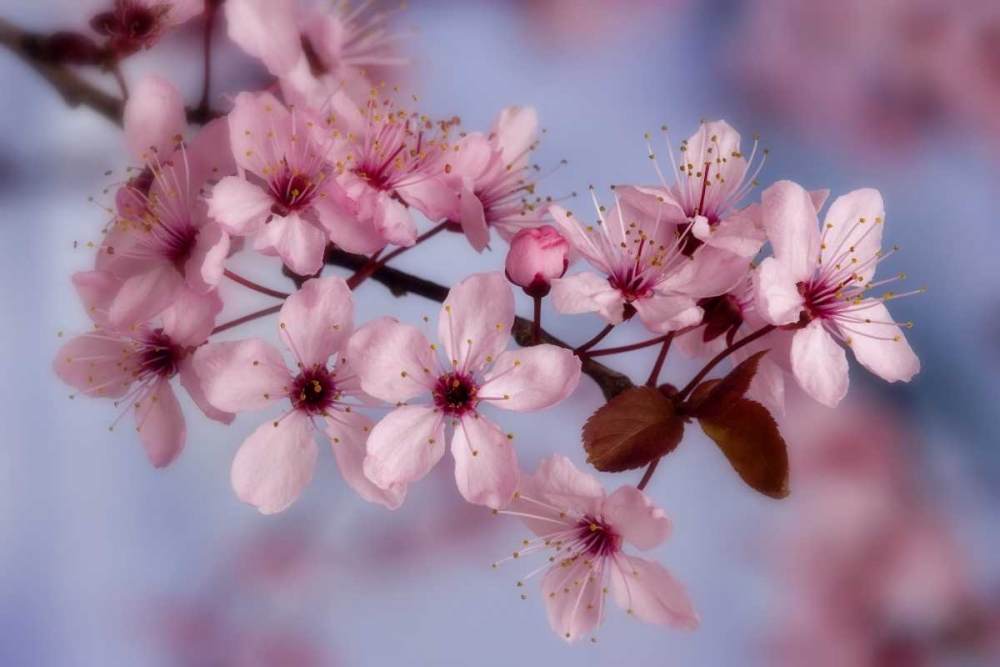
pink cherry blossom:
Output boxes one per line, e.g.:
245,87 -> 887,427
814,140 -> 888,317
346,272 -> 582,509
445,106 -> 546,251
494,455 -> 699,643
225,0 -> 407,108
753,181 -> 921,407
91,0 -> 204,56
547,195 -> 705,334
318,90 -> 460,252
505,225 -> 569,296
54,271 -> 230,468
193,276 -> 402,514
100,76 -> 234,328
208,92 -> 349,275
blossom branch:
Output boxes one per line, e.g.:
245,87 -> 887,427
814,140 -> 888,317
0,16 -> 224,125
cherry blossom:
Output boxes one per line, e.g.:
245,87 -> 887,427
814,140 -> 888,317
99,75 -> 234,328
494,455 -> 699,643
754,181 -> 920,407
346,272 -> 582,509
505,225 -> 569,296
193,276 -> 402,514
445,106 -> 546,251
54,271 -> 230,468
91,0 -> 204,56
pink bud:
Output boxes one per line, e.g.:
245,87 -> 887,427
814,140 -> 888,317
505,225 -> 569,297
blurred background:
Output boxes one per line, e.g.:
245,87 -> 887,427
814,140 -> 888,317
1,0 -> 999,665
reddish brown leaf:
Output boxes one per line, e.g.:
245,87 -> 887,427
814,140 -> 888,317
583,386 -> 685,472
688,350 -> 770,420
699,398 -> 789,499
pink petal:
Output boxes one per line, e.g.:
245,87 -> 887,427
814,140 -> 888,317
252,213 -> 327,276
761,180 -> 821,283
550,272 -> 625,323
184,116 -> 236,190
374,192 -> 419,247
438,272 -> 514,373
325,410 -> 406,509
135,379 -> 186,468
479,346 -> 581,412
162,0 -> 204,26
225,0 -> 302,76
820,188 -> 885,283
54,334 -> 131,399
124,74 -> 185,162
685,120 -> 744,187
609,555 -> 700,630
448,133 -> 496,181
542,560 -> 604,643
108,264 -> 184,328
491,106 -> 538,164
398,178 -> 459,223
184,223 -> 230,293
450,414 -> 518,509
231,412 -> 318,515
601,486 -> 672,551
746,356 -> 787,416
754,256 -> 805,326
177,358 -> 234,425
227,91 -> 289,174
532,455 -> 605,509
71,270 -> 119,328
278,276 -> 353,369
207,176 -> 272,235
363,405 -> 446,490
791,320 -> 849,408
459,186 -> 490,252
840,301 -> 920,383
313,191 -> 385,255
160,288 -> 223,347
633,294 -> 703,334
345,318 -> 437,404
193,340 -> 292,413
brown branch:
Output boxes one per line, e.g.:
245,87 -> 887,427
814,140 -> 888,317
0,16 -> 224,127
325,247 -> 635,401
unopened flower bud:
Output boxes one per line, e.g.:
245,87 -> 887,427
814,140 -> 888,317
505,225 -> 569,297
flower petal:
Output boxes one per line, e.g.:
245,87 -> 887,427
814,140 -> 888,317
178,358 -> 234,425
479,346 -> 581,412
601,486 -> 672,551
492,106 -> 538,164
820,188 -> 885,283
762,180 -> 820,283
542,559 -> 604,643
54,334 -> 132,399
160,287 -> 223,347
184,223 -> 230,293
207,176 -> 273,236
374,192 -> 419,248
609,555 -> 700,630
840,301 -> 920,383
345,317 -> 437,404
313,190 -> 385,255
279,276 -> 353,368
363,405 -> 446,490
451,414 -> 518,509
231,412 -> 318,515
135,379 -> 186,468
252,213 -> 327,276
193,340 -> 292,413
791,320 -> 849,408
632,294 -> 703,334
124,74 -> 185,162
398,178 -> 459,223
754,256 -> 805,326
325,409 -> 406,509
225,0 -> 302,76
108,264 -> 183,328
438,272 -> 514,374
459,186 -> 490,252
550,272 -> 625,323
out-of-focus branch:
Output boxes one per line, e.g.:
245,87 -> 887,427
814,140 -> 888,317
0,16 -> 122,124
324,247 -> 636,400
0,16 -> 224,126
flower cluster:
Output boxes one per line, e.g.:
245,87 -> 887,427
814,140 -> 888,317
48,0 -> 923,647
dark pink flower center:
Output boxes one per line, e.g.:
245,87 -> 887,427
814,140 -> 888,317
433,372 -> 479,416
575,517 -> 620,558
800,278 -> 847,322
698,294 -> 744,345
269,168 -> 323,216
91,0 -> 169,53
289,367 -> 338,415
134,329 -> 179,380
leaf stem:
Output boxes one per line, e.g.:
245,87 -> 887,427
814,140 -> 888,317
586,333 -> 673,358
532,295 -> 542,345
677,324 -> 776,400
197,5 -> 216,115
645,332 -> 675,387
636,459 -> 660,491
574,323 -> 614,354
346,222 -> 447,289
211,304 -> 282,336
